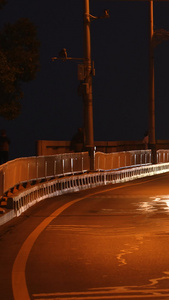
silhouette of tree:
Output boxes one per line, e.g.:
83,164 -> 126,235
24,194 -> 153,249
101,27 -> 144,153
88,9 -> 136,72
0,4 -> 40,119
0,0 -> 6,10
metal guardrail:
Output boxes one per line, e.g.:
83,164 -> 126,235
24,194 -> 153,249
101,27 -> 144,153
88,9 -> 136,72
0,152 -> 90,197
157,149 -> 169,163
1,161 -> 169,226
1,149 -> 169,225
0,149 -> 169,198
95,150 -> 152,170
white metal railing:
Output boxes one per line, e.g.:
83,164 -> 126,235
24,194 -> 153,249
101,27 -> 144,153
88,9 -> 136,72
0,152 -> 90,196
95,150 -> 152,171
157,149 -> 169,163
1,161 -> 169,226
1,150 -> 169,225
0,149 -> 169,198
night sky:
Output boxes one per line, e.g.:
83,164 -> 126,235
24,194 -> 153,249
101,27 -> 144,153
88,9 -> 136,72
0,0 -> 169,159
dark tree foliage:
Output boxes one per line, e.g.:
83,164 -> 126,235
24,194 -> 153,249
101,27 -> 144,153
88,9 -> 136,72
0,0 -> 6,10
0,16 -> 40,119
0,51 -> 21,119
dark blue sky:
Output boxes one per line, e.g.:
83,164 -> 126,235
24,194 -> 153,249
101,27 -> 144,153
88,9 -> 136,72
0,0 -> 169,159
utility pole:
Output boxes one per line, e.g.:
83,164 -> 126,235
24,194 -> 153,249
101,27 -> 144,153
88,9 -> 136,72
82,0 -> 109,169
52,1 -> 109,170
83,0 -> 95,169
149,0 -> 156,163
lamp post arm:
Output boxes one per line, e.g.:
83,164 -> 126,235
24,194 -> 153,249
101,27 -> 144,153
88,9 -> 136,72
51,57 -> 84,62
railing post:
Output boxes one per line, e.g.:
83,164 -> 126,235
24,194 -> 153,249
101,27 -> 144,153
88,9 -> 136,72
71,157 -> 74,174
62,159 -> 65,175
36,161 -> 39,181
54,160 -> 57,176
45,161 -> 47,178
88,146 -> 95,171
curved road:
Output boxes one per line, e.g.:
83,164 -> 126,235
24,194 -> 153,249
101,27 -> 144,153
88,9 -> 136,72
1,173 -> 169,299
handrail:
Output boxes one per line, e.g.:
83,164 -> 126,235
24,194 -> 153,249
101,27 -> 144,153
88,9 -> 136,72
1,161 -> 169,226
0,152 -> 90,196
95,150 -> 152,171
0,149 -> 169,199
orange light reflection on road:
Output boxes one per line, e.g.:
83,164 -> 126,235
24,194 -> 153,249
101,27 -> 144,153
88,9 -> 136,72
136,196 -> 169,213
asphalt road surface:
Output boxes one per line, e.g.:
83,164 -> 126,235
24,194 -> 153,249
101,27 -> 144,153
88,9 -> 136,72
1,173 -> 169,300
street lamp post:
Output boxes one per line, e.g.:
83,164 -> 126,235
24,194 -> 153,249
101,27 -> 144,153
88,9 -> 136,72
148,0 -> 169,164
82,1 -> 109,169
149,0 -> 156,163
52,1 -> 109,170
83,0 -> 95,169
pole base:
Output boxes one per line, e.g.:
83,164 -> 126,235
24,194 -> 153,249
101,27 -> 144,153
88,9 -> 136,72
149,144 -> 156,164
85,145 -> 96,171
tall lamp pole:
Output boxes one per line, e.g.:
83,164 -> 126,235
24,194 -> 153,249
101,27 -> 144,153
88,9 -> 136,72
83,0 -> 95,168
52,1 -> 109,170
148,0 -> 169,164
79,1 -> 109,169
149,0 -> 156,163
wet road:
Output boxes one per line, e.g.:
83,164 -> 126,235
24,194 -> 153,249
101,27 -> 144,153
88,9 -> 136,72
1,173 -> 169,299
